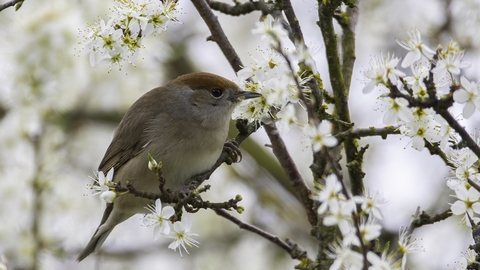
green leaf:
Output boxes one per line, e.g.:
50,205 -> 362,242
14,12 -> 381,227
15,1 -> 24,11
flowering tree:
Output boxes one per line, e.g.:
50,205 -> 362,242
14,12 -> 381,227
1,0 -> 480,269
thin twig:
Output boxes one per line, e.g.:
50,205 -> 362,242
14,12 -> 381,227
281,0 -> 304,43
263,122 -> 317,226
207,0 -> 272,16
191,0 -> 244,73
214,209 -> 313,264
410,209 -> 452,229
335,126 -> 400,141
0,0 -> 22,12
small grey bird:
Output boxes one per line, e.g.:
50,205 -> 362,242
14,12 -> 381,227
77,72 -> 261,261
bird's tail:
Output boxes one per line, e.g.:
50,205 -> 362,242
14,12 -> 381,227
76,227 -> 113,262
77,203 -> 116,262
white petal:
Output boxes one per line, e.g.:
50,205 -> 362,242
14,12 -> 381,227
161,222 -> 171,235
153,225 -> 162,240
472,202 -> 480,214
450,200 -> 466,215
323,136 -> 338,147
323,216 -> 337,226
420,44 -> 435,57
319,121 -> 332,133
162,206 -> 175,219
383,110 -> 398,125
453,90 -> 469,103
460,76 -> 471,89
449,66 -> 460,75
401,50 -> 421,68
173,221 -> 185,232
459,61 -> 472,69
463,102 -> 475,119
155,199 -> 162,214
362,80 -> 376,94
412,136 -> 425,151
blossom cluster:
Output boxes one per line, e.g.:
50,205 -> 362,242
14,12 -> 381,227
142,198 -> 200,256
362,28 -> 480,269
231,47 -> 307,126
447,144 -> 480,228
361,32 -> 473,151
317,174 -> 421,270
86,169 -> 199,256
232,15 -> 337,151
78,0 -> 178,69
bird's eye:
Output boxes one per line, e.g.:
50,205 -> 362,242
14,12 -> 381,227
211,88 -> 223,98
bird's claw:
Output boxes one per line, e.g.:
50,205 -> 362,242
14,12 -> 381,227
223,140 -> 242,165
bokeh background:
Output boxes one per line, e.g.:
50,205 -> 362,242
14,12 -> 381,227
0,0 -> 479,269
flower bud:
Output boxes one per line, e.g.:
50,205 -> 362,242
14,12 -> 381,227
148,153 -> 158,171
101,191 -> 117,203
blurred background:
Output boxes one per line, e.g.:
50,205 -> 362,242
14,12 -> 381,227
0,0 -> 479,269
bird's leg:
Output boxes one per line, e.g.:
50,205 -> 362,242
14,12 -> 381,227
223,140 -> 242,165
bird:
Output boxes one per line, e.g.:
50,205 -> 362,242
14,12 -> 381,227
77,72 -> 262,261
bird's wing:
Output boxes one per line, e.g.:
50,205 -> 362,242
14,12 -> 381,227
98,88 -> 162,174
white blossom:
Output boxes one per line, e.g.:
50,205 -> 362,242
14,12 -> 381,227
305,121 -> 338,152
143,198 -> 175,240
317,174 -> 344,214
323,200 -> 356,235
168,217 -> 200,256
79,0 -> 179,69
453,76 -> 480,119
396,28 -> 435,68
353,190 -> 387,220
326,241 -> 363,270
87,168 -> 115,196
251,14 -> 288,43
450,185 -> 480,225
383,97 -> 413,125
367,251 -> 401,270
397,226 -> 424,269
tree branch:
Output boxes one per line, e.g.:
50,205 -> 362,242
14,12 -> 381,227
191,0 -> 244,73
0,0 -> 22,12
334,3 -> 358,92
281,0 -> 304,43
213,209 -> 314,265
263,121 -> 317,226
318,1 -> 363,196
410,209 -> 452,229
335,126 -> 400,141
206,0 -> 272,16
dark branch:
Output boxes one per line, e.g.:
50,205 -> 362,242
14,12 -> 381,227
191,0 -> 244,73
410,209 -> 452,229
0,0 -> 22,12
207,0 -> 272,16
281,0 -> 304,43
335,126 -> 400,141
214,209 -> 314,264
318,0 -> 363,197
263,122 -> 317,226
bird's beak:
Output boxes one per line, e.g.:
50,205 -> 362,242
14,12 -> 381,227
235,91 -> 262,101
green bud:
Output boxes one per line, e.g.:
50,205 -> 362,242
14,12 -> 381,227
147,153 -> 157,171
236,206 -> 245,214
235,194 -> 243,201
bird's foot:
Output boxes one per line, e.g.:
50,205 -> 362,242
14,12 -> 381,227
223,140 -> 242,165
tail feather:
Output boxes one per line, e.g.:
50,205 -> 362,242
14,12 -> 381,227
76,228 -> 113,262
77,203 -> 115,262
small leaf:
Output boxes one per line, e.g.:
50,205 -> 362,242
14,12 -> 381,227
15,1 -> 24,11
